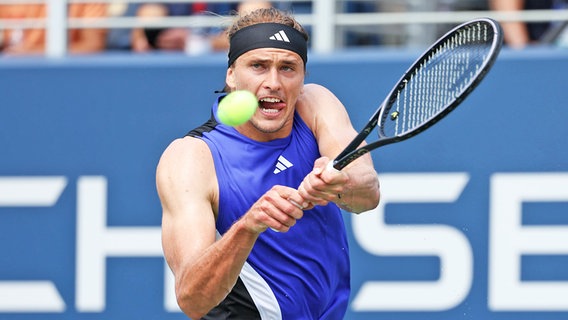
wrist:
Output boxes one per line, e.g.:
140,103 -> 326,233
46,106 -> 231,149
236,216 -> 264,237
336,191 -> 354,212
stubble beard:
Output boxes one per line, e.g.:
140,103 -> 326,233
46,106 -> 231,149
249,116 -> 289,135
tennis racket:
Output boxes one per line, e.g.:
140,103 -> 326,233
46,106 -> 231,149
331,18 -> 503,170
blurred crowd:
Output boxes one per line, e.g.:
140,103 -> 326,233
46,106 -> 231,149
0,1 -> 270,55
0,0 -> 566,56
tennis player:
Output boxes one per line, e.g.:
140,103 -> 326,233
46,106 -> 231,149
156,7 -> 380,319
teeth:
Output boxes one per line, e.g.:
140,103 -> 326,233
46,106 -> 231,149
261,108 -> 279,114
260,97 -> 281,103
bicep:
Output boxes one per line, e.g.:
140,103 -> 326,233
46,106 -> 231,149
161,199 -> 216,276
157,137 -> 218,274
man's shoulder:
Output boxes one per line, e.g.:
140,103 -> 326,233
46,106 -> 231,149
165,135 -> 209,156
158,136 -> 212,171
297,83 -> 331,123
297,83 -> 344,129
302,83 -> 331,97
299,83 -> 339,110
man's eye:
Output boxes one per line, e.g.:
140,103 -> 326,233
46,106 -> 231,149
281,66 -> 294,72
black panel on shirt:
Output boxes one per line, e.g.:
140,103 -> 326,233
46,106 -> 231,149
201,277 -> 261,320
187,111 -> 218,138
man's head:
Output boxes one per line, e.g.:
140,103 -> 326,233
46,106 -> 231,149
223,8 -> 309,139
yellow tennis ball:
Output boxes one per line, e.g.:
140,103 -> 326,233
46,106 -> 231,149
217,90 -> 258,126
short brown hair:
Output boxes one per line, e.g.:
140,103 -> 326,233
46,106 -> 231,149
227,7 -> 308,42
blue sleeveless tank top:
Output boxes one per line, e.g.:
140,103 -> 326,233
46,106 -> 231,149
189,97 -> 350,319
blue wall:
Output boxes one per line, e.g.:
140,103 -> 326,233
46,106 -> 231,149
0,48 -> 567,319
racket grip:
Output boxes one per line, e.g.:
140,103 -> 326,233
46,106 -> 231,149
288,160 -> 338,212
289,199 -> 304,209
326,160 -> 341,172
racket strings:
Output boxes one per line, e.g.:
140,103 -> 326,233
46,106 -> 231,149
387,21 -> 493,137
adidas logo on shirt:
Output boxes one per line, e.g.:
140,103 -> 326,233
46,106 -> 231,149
269,30 -> 290,43
273,155 -> 293,174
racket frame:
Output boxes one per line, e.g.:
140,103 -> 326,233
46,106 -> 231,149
332,17 -> 503,170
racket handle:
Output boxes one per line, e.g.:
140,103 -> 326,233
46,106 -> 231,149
326,159 -> 341,172
289,199 -> 304,209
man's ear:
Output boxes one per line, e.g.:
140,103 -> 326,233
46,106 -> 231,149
226,67 -> 236,90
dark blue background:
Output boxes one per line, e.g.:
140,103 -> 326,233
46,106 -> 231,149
0,47 -> 567,319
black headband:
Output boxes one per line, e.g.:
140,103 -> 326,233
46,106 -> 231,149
228,23 -> 308,67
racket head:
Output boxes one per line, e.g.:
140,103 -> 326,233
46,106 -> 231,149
331,18 -> 503,171
377,18 -> 503,143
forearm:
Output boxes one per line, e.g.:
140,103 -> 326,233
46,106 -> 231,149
175,219 -> 259,318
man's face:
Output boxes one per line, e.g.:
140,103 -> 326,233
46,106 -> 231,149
226,47 -> 305,141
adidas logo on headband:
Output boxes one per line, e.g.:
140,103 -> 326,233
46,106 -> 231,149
269,30 -> 290,43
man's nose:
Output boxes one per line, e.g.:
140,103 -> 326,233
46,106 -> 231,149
263,68 -> 282,91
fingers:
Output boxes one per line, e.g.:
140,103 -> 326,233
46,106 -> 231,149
245,186 -> 305,233
243,157 -> 348,234
310,157 -> 327,175
297,157 -> 348,205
